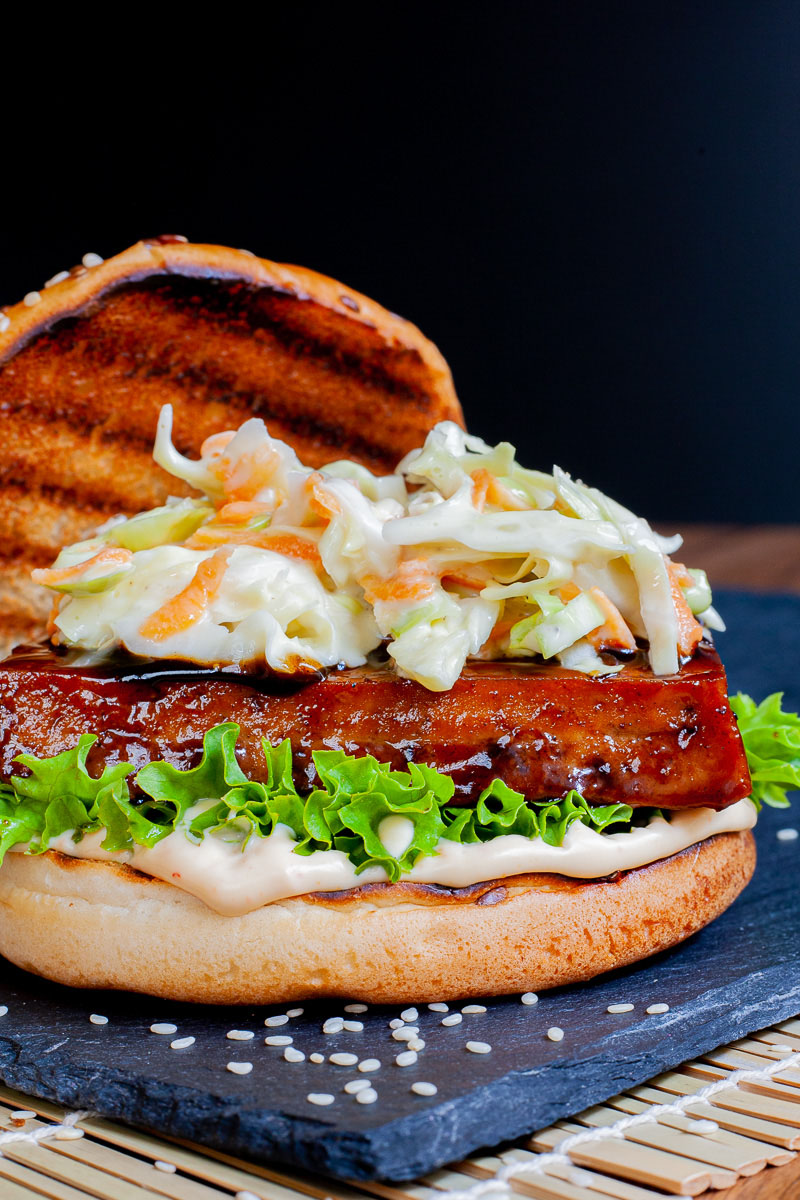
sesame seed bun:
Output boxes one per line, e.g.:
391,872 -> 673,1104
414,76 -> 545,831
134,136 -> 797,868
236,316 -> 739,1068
0,831 -> 755,1004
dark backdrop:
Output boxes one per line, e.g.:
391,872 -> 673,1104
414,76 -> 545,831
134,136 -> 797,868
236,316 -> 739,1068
3,4 -> 799,523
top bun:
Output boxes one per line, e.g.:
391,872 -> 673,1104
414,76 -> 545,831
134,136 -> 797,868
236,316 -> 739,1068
0,238 -> 461,656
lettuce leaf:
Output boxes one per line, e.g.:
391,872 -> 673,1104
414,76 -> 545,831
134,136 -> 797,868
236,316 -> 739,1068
730,692 -> 800,810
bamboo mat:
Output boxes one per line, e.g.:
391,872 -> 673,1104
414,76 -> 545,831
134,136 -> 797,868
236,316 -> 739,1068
1,1019 -> 800,1200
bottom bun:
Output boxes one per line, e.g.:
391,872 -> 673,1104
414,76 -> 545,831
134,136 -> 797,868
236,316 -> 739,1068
0,832 -> 755,1004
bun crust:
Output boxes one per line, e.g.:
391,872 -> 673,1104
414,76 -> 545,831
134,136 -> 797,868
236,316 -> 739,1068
0,832 -> 755,1004
0,238 -> 461,656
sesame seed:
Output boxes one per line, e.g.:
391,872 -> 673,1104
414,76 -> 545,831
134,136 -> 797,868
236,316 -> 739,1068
284,1047 -> 305,1063
547,1027 -> 564,1042
0,1006 -> 8,1017
687,1118 -> 719,1134
400,1007 -> 419,1022
89,1014 -> 108,1026
265,1035 -> 293,1046
344,1003 -> 368,1013
462,1004 -> 487,1014
170,1037 -> 195,1050
343,1020 -> 364,1032
568,1168 -> 594,1188
82,253 -> 104,268
442,1014 -> 463,1027
154,1161 -> 177,1173
466,1041 -> 492,1054
226,1062 -> 253,1075
392,1027 -> 418,1042
389,1018 -> 405,1029
10,1111 -> 35,1121
358,1058 -> 381,1073
407,1038 -> 425,1052
646,1003 -> 670,1015
23,291 -> 41,307
236,1192 -> 262,1200
307,1093 -> 335,1106
607,1003 -> 635,1014
53,1127 -> 84,1141
521,992 -> 538,1005
309,1053 -> 325,1064
330,1052 -> 359,1067
227,1030 -> 254,1041
323,1017 -> 344,1034
778,828 -> 799,841
395,1050 -> 418,1067
285,1008 -> 304,1018
345,1078 -> 372,1094
150,1023 -> 177,1035
0,315 -> 9,333
428,1002 -> 449,1012
356,1088 -> 378,1105
265,1015 -> 290,1027
411,1082 -> 438,1097
44,270 -> 69,288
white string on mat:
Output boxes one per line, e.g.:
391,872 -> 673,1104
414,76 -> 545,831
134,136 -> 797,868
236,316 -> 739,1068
434,1045 -> 800,1200
0,1108 -> 89,1154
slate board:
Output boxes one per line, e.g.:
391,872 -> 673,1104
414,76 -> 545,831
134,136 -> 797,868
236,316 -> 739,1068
0,589 -> 798,1182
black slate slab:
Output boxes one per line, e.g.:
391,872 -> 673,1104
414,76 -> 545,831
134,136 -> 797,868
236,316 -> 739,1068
0,589 -> 798,1182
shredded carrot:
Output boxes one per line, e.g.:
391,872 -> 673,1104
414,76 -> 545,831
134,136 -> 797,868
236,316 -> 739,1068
260,533 -> 323,566
441,568 -> 487,591
214,501 -> 273,524
361,559 -> 437,605
201,430 -> 236,458
139,550 -> 231,642
470,469 -> 491,512
46,598 -> 61,639
219,446 -> 281,502
556,582 -> 581,603
668,562 -> 703,658
487,616 -> 517,642
32,547 -> 132,588
585,587 -> 637,652
469,469 -> 529,513
306,472 -> 341,522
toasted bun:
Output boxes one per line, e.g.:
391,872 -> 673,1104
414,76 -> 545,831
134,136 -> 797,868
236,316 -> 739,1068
0,832 -> 755,1004
0,238 -> 461,656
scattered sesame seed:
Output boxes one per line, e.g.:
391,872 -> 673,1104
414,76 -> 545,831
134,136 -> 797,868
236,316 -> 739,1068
0,1006 -> 8,1017
330,1052 -> 359,1067
284,1047 -> 305,1063
356,1088 -> 378,1105
407,1038 -> 425,1052
392,1027 -> 418,1042
323,1017 -> 344,1034
400,1007 -> 419,1022
607,1003 -> 635,1014
0,315 -> 10,333
10,1111 -> 35,1121
170,1037 -> 195,1050
82,253 -> 104,268
343,1020 -> 364,1032
411,1082 -> 438,1097
227,1030 -> 254,1041
466,1041 -> 492,1054
53,1127 -> 84,1141
226,1062 -> 253,1075
150,1023 -> 177,1035
687,1118 -> 719,1134
547,1027 -> 564,1042
442,1014 -> 463,1027
568,1168 -> 594,1188
773,1044 -> 795,1052
389,1018 -> 405,1029
307,1093 -> 335,1106
154,1161 -> 177,1173
428,1002 -> 449,1012
521,992 -> 538,1006
23,291 -> 41,307
285,1008 -> 304,1018
345,1078 -> 372,1094
395,1050 -> 418,1067
344,1003 -> 368,1013
44,270 -> 70,288
646,1003 -> 670,1015
264,1015 -> 289,1028
89,1014 -> 108,1026
236,1192 -> 262,1200
265,1035 -> 293,1046
358,1058 -> 381,1073
778,828 -> 799,841
462,1004 -> 487,1014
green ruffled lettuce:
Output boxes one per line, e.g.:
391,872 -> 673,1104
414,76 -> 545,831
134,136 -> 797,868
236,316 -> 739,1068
0,692 -> 795,881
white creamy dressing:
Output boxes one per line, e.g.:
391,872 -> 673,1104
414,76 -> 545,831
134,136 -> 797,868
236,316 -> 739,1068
19,800 -> 757,917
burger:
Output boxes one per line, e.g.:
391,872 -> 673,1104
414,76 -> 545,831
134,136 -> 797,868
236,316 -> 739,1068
0,240 -> 795,1004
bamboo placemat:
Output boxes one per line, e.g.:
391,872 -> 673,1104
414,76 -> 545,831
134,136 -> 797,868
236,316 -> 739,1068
1,1017 -> 799,1200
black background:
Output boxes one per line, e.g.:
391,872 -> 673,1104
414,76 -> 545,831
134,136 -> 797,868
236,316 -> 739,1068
3,4 -> 799,523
